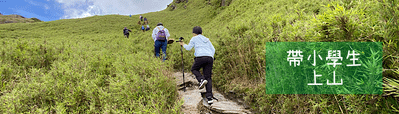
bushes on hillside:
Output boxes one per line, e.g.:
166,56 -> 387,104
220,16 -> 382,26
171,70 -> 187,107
202,0 -> 399,113
0,36 -> 182,113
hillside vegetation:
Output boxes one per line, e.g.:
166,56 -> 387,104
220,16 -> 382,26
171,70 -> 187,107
0,0 -> 398,113
0,15 -> 183,113
166,0 -> 399,113
0,14 -> 42,24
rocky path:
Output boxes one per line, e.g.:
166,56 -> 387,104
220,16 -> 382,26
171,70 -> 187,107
173,72 -> 252,114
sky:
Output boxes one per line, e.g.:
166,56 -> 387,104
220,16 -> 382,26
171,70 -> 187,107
0,0 -> 173,21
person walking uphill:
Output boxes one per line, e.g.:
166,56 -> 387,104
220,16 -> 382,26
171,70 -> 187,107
141,25 -> 145,32
178,26 -> 216,104
152,23 -> 170,62
146,25 -> 150,31
144,17 -> 148,24
123,27 -> 132,38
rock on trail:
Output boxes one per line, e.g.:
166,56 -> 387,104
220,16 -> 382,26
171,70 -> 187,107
173,72 -> 251,114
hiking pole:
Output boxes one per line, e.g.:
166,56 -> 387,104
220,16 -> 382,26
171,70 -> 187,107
181,44 -> 185,92
176,37 -> 186,92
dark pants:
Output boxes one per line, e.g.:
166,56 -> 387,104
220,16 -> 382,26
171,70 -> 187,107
124,33 -> 129,38
191,56 -> 214,98
154,40 -> 167,61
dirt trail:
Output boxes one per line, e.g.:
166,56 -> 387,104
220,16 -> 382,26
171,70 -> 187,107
173,72 -> 251,114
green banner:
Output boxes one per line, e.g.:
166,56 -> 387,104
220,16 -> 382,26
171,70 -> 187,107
266,42 -> 383,94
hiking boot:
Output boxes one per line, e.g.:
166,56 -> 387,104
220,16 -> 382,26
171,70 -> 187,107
199,79 -> 208,89
207,97 -> 214,104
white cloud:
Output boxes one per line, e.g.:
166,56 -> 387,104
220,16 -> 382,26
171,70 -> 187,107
44,4 -> 50,9
26,0 -> 51,10
53,0 -> 173,19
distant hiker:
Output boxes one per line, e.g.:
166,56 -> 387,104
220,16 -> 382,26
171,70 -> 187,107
152,22 -> 170,62
144,17 -> 148,24
140,15 -> 143,21
146,25 -> 150,31
179,26 -> 216,104
123,27 -> 132,38
141,25 -> 145,32
129,14 -> 131,17
137,21 -> 141,25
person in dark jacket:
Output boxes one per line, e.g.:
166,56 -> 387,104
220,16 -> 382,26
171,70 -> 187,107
144,17 -> 148,24
123,27 -> 132,38
146,25 -> 150,31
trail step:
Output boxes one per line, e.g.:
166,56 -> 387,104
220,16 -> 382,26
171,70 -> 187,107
173,72 -> 251,114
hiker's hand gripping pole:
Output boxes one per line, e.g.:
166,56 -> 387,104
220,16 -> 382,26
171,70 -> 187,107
176,37 -> 186,92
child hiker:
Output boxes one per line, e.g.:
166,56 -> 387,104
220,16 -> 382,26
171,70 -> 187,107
179,26 -> 216,104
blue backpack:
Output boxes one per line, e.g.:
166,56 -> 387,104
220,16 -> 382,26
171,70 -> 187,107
156,27 -> 166,41
141,26 -> 145,30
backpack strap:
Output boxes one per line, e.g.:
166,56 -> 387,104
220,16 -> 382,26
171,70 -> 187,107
157,27 -> 165,30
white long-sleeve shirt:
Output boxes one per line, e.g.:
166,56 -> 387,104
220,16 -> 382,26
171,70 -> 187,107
152,26 -> 170,42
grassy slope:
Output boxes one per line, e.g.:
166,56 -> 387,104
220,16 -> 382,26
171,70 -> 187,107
1,0 -> 399,113
0,15 -> 182,113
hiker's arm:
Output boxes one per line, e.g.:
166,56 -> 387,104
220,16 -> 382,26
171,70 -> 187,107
165,29 -> 171,40
183,38 -> 195,51
151,28 -> 157,41
210,41 -> 215,56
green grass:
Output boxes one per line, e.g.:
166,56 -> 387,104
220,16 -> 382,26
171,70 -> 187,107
0,15 -> 183,113
1,0 -> 399,113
